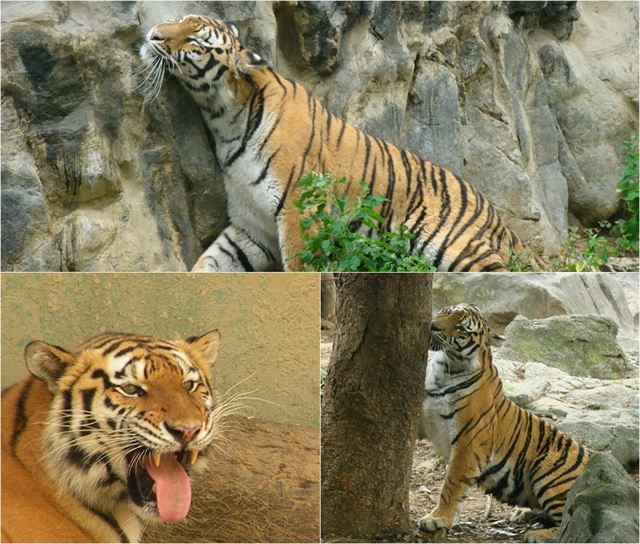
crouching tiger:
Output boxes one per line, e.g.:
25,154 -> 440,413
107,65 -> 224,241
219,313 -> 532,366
420,304 -> 588,542
1,330 -> 221,543
140,15 -> 532,272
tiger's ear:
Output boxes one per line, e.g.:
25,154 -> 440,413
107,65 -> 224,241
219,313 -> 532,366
186,330 -> 221,367
237,48 -> 267,73
225,21 -> 240,39
24,341 -> 76,393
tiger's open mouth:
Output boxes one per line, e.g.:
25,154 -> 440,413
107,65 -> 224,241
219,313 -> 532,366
127,449 -> 199,522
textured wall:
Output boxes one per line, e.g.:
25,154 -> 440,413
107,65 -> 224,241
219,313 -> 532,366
1,273 -> 320,427
2,1 -> 637,270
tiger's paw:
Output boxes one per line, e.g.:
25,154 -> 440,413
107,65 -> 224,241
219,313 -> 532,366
524,527 -> 557,543
418,513 -> 453,533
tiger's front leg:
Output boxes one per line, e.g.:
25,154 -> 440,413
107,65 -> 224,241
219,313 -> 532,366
191,224 -> 277,272
418,451 -> 479,532
277,207 -> 306,271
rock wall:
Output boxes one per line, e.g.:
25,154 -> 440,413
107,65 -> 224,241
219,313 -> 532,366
2,1 -> 638,271
432,272 -> 638,348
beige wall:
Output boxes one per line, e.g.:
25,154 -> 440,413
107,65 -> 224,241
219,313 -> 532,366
1,273 -> 319,428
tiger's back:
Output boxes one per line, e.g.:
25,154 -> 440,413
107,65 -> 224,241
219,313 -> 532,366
420,304 -> 588,540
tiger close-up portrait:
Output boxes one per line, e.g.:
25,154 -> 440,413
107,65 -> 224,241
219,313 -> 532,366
421,303 -> 589,541
2,330 -> 224,542
1,330 -> 223,542
139,14 -> 529,273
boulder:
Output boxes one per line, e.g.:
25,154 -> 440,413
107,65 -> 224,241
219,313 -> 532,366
497,315 -> 629,379
432,273 -> 638,349
553,452 -> 639,543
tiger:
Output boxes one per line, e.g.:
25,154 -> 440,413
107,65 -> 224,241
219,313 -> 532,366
1,329 -> 222,543
139,15 -> 532,272
420,304 -> 589,542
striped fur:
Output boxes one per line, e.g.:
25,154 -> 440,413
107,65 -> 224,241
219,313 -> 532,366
420,304 -> 588,541
1,330 -> 221,543
139,15 -> 527,272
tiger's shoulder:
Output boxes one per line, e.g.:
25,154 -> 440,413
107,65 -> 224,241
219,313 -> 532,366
1,378 -> 97,542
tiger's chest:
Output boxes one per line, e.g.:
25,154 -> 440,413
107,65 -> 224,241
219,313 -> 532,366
213,116 -> 283,255
422,352 -> 459,460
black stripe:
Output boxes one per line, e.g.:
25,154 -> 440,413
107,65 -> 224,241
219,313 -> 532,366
418,166 -> 451,258
86,504 -> 129,543
275,97 -> 317,218
102,340 -> 127,357
451,403 -> 494,445
226,84 -> 265,166
432,174 -> 467,269
270,69 -> 288,96
425,368 -> 484,397
183,54 -> 219,79
10,377 -> 35,452
114,346 -> 135,358
224,233 -> 254,271
91,369 -> 112,389
251,148 -> 279,185
400,149 -> 413,197
380,140 -> 396,222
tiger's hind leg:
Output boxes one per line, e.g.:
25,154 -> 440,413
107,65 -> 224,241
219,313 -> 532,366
191,224 -> 278,271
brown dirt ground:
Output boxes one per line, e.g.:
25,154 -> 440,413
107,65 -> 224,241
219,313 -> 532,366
143,416 -> 320,543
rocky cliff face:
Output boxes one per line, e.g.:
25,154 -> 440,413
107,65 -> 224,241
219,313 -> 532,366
2,1 -> 637,271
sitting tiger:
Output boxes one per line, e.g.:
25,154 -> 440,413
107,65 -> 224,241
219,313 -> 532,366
420,304 -> 588,542
139,15 -> 531,272
1,330 -> 221,543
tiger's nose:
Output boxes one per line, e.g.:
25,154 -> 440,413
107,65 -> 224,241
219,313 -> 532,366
149,28 -> 164,42
165,423 -> 200,444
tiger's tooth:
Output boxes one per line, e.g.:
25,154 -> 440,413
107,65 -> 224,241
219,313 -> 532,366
189,449 -> 199,464
152,483 -> 157,494
151,452 -> 161,467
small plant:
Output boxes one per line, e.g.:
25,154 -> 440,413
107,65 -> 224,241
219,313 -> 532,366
293,172 -> 435,272
553,227 -> 614,272
613,133 -> 639,252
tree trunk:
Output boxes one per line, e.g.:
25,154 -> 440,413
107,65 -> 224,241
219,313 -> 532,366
321,273 -> 432,540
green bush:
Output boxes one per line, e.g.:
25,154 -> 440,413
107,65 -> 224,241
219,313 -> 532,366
613,133 -> 639,252
293,172 -> 435,271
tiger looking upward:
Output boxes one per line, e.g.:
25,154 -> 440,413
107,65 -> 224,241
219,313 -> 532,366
140,15 -> 529,272
1,330 -> 222,543
421,304 -> 589,542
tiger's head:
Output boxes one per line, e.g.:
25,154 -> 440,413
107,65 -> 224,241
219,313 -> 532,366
139,15 -> 266,102
25,330 -> 222,526
430,304 -> 490,369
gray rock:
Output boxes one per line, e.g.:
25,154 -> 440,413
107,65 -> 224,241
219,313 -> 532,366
557,421 -> 639,472
432,273 -> 638,348
498,314 -> 629,379
553,452 -> 639,543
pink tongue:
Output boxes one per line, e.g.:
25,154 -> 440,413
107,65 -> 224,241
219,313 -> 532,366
144,454 -> 191,522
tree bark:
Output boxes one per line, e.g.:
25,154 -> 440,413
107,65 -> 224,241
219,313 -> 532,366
321,273 -> 432,540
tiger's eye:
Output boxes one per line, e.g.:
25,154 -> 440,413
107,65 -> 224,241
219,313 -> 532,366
118,383 -> 144,397
184,380 -> 199,393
